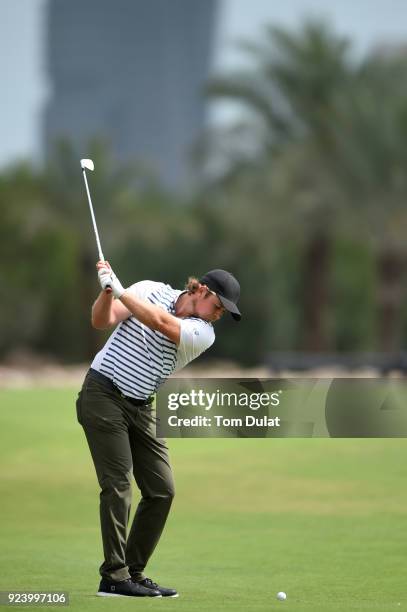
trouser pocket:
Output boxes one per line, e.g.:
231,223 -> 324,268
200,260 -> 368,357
78,376 -> 126,431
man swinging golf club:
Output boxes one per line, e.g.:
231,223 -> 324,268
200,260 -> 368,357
77,159 -> 241,597
77,263 -> 241,598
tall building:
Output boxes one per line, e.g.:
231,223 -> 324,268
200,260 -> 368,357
43,0 -> 217,188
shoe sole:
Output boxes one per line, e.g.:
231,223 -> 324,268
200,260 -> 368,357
97,592 -> 162,598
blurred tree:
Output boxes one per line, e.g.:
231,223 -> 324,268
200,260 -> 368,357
205,20 -> 353,351
327,52 -> 407,351
42,139 -> 183,360
0,143 -> 221,363
42,141 -> 135,359
204,21 -> 407,355
4,23 -> 407,365
0,163 -> 49,357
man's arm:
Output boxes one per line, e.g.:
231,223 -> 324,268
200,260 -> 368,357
119,291 -> 181,345
91,291 -> 131,329
95,262 -> 181,343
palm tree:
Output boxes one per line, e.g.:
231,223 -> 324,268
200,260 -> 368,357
325,51 -> 407,351
205,20 -> 353,351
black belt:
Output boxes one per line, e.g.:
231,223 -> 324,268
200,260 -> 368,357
88,368 -> 153,406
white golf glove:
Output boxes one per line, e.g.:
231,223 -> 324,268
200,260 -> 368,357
97,265 -> 125,299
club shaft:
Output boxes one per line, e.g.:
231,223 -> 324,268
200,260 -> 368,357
82,169 -> 104,261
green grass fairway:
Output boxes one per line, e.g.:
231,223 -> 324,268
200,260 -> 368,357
1,388 -> 406,611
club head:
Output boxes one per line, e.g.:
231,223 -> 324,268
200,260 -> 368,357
80,158 -> 94,171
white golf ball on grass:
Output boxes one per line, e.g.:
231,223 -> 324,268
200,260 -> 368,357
277,591 -> 287,601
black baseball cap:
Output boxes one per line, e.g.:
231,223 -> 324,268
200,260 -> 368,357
199,269 -> 241,321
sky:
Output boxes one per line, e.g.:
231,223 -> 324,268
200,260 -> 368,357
2,0 -> 407,167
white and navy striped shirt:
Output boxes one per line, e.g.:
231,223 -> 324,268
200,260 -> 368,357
91,280 -> 215,400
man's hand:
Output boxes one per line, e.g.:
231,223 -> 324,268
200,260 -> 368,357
97,261 -> 125,299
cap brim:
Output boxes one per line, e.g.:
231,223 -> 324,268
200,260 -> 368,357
218,295 -> 241,321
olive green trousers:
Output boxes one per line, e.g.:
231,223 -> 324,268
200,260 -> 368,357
76,370 -> 175,582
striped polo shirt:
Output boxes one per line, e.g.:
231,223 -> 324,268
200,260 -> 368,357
91,280 -> 215,400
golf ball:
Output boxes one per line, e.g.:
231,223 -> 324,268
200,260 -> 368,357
277,591 -> 287,601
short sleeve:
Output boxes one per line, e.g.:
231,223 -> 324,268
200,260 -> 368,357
127,280 -> 163,301
176,318 -> 215,370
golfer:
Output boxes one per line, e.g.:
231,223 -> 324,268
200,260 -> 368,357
76,261 -> 241,598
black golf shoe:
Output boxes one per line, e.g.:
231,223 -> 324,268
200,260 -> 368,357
133,577 -> 179,598
97,577 -> 162,597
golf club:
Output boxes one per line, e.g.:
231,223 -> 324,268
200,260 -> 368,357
80,158 -> 111,293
